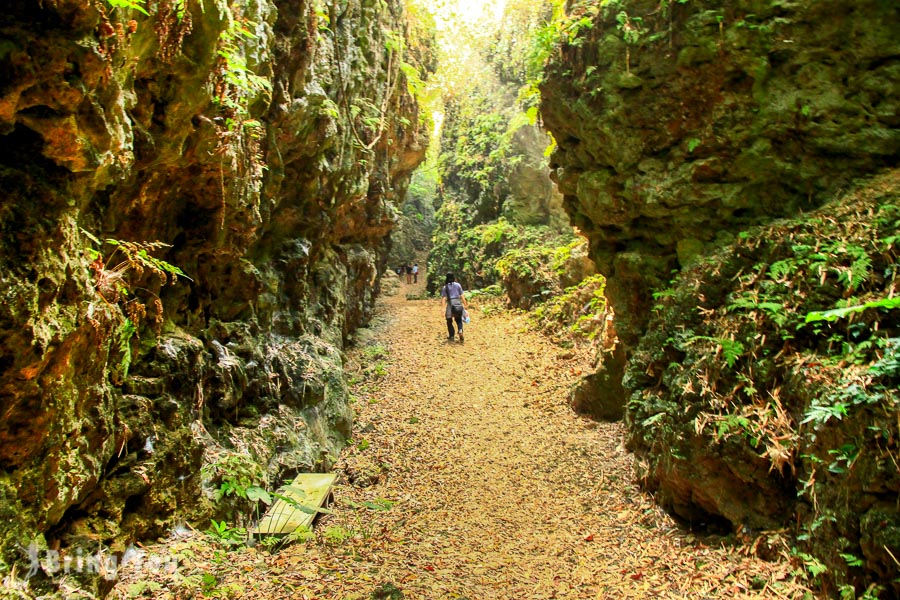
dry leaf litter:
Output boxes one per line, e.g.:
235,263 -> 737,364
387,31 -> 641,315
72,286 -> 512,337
111,276 -> 815,600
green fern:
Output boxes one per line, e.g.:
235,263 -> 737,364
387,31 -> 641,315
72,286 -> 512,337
840,254 -> 872,291
768,259 -> 795,280
801,402 -> 848,426
720,339 -> 745,367
686,335 -> 745,368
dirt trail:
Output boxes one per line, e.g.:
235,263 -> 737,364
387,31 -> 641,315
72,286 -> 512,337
112,275 -> 812,599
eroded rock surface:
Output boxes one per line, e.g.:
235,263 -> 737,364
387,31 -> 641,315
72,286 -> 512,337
0,0 -> 429,587
541,0 -> 900,348
540,0 -> 899,592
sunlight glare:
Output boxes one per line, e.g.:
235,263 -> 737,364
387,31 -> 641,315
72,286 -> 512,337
434,0 -> 506,29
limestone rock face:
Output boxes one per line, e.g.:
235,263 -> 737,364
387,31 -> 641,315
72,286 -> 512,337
540,0 -> 900,348
502,125 -> 568,230
540,0 -> 899,591
624,172 -> 899,592
0,0 -> 428,581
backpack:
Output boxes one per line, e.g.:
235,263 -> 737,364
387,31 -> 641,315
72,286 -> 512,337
446,284 -> 464,316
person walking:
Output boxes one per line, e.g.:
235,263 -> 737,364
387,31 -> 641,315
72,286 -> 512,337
412,263 -> 419,284
440,272 -> 468,343
405,263 -> 413,284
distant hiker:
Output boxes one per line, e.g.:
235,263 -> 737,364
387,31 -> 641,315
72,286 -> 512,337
413,263 -> 419,283
441,272 -> 468,343
396,266 -> 402,276
405,263 -> 413,284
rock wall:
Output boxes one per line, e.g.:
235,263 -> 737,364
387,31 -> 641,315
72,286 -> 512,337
539,0 -> 899,593
0,0 -> 428,585
540,0 -> 899,349
626,172 -> 899,594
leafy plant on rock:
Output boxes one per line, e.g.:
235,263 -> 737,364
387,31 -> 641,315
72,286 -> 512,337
82,229 -> 189,381
615,10 -> 643,74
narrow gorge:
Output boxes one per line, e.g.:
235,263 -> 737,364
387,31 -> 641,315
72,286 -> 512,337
1,0 -> 898,598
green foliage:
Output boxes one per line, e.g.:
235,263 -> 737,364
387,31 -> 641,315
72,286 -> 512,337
615,11 -> 643,45
495,246 -> 550,279
549,239 -> 584,273
441,95 -> 516,192
363,498 -> 394,511
733,14 -> 776,34
362,344 -> 389,361
202,454 -> 267,504
651,286 -> 676,310
206,520 -> 246,547
727,294 -> 787,326
805,296 -> 900,323
869,337 -> 900,378
798,240 -> 873,294
481,218 -> 518,247
428,2 -> 574,297
531,274 -> 607,339
323,525 -> 352,544
372,361 -> 388,378
83,230 -> 188,380
127,581 -> 163,597
800,402 -> 848,426
799,340 -> 899,428
105,0 -> 149,15
493,239 -> 594,310
84,230 -> 190,290
686,335 -> 745,368
389,168 -> 437,267
400,61 -> 426,98
768,258 -> 795,280
714,414 -> 753,443
839,584 -> 886,600
245,486 -> 272,505
796,511 -> 835,542
630,180 -> 899,591
826,444 -> 859,475
466,284 -> 504,299
427,201 -> 573,292
286,524 -> 316,544
216,16 -> 272,119
173,0 -> 186,22
371,582 -> 404,600
312,0 -> 330,31
115,318 -> 137,379
358,344 -> 390,380
795,551 -> 828,581
487,0 -> 560,88
347,497 -> 395,512
719,338 -> 745,368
